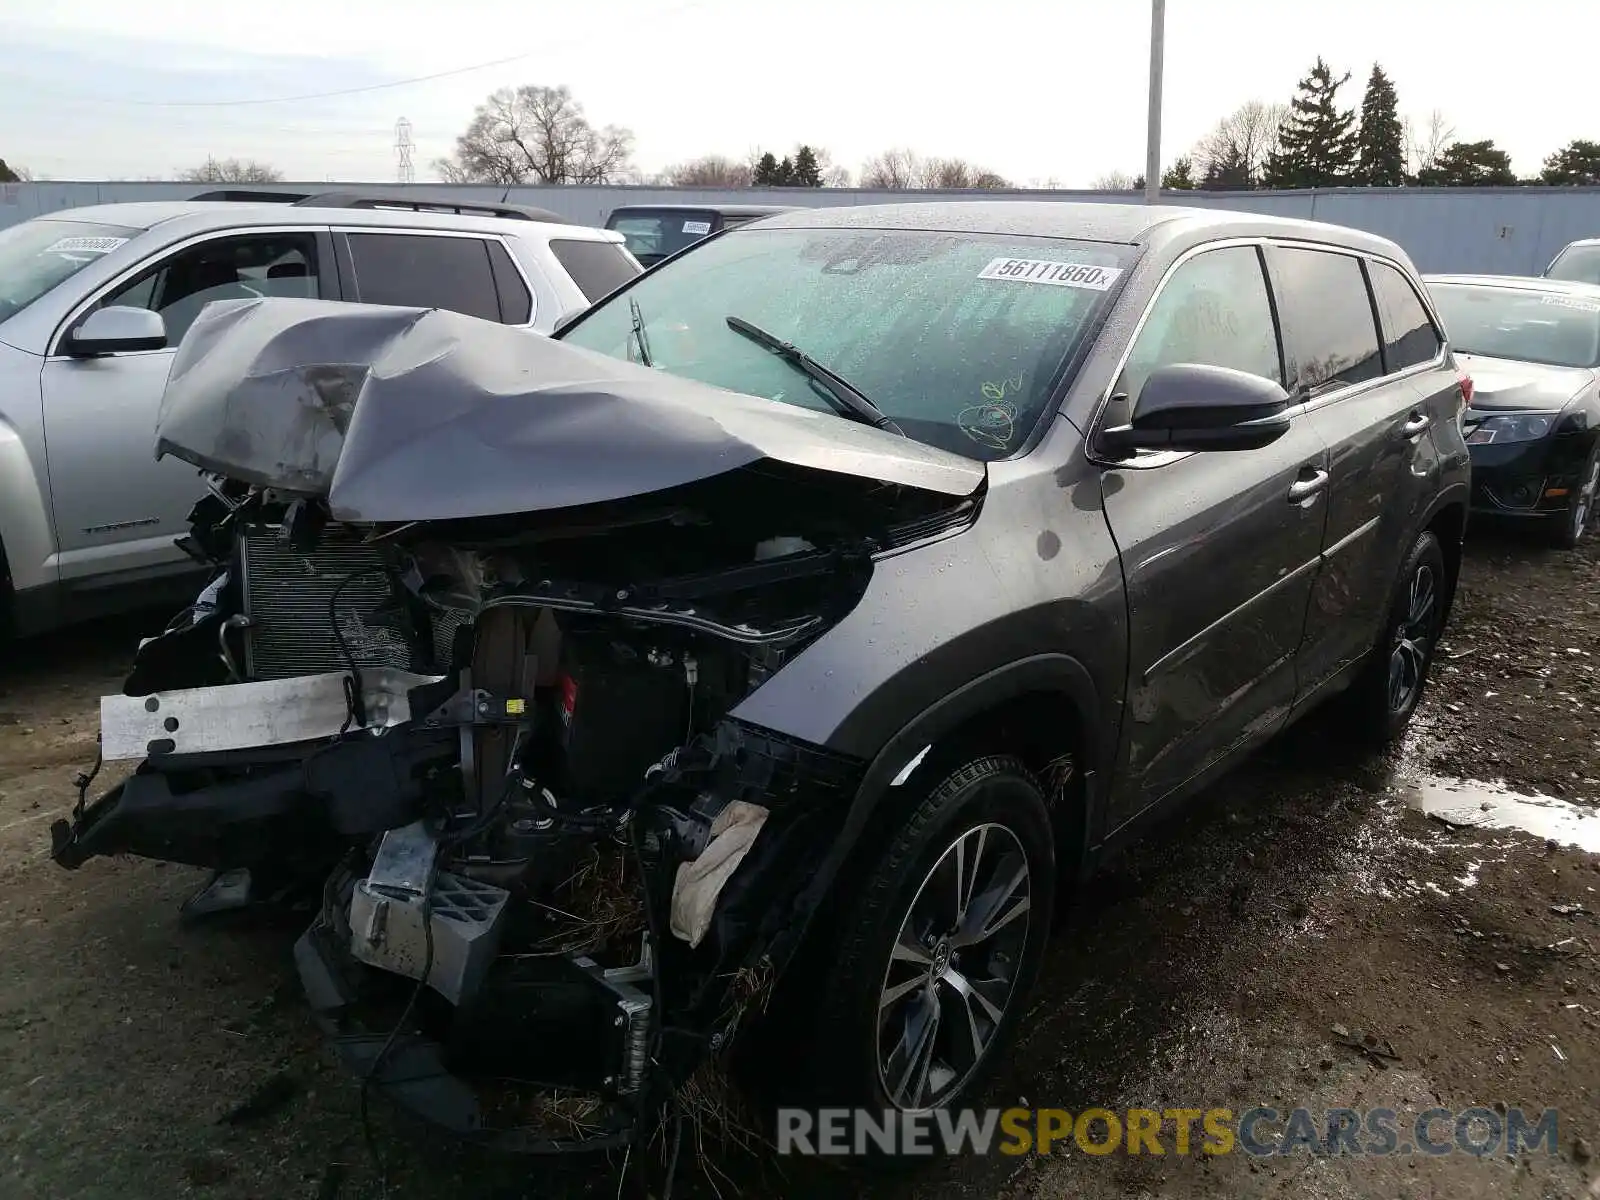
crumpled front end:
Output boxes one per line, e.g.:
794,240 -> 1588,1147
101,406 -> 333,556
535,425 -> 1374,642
53,297 -> 984,1148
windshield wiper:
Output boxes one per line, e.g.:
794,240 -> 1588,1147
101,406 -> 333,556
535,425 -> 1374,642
629,296 -> 653,367
725,315 -> 904,436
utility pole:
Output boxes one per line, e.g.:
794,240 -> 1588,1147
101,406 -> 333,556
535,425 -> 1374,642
1144,0 -> 1165,205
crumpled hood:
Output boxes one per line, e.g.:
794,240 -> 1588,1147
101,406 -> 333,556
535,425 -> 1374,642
1457,353 -> 1594,413
156,297 -> 985,522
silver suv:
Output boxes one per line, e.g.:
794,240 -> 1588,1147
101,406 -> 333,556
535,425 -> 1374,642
0,196 -> 640,640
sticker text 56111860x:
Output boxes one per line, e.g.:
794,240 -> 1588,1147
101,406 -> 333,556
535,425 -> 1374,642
978,258 -> 1123,291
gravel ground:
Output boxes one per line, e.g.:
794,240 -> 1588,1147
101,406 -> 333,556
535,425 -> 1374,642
2,528 -> 1598,1200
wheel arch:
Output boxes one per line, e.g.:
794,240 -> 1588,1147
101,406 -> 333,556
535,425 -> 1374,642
1419,487 -> 1468,625
822,654 -> 1111,909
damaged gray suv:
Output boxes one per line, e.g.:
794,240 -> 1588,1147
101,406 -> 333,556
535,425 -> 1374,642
52,202 -> 1470,1152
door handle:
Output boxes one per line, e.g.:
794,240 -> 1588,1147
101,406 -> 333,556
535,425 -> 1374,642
1400,411 -> 1432,437
1287,468 -> 1330,504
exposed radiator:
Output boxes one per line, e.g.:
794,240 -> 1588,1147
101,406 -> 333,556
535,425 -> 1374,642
241,525 -> 444,681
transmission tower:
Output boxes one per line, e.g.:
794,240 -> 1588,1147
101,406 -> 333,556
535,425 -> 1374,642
394,117 -> 415,184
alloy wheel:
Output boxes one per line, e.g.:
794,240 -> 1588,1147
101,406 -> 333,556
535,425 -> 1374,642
1572,454 -> 1600,543
1387,562 -> 1438,715
875,822 -> 1031,1112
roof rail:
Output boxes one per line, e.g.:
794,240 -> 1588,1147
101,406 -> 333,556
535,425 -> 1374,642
190,188 -> 312,204
290,191 -> 567,223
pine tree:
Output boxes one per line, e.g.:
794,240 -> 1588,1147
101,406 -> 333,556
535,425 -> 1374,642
1261,57 -> 1359,188
752,152 -> 781,186
1355,64 -> 1405,187
1540,140 -> 1600,185
1162,158 -> 1196,189
1201,146 -> 1253,190
791,145 -> 823,187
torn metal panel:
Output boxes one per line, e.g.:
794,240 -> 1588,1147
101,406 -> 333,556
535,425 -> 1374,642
99,668 -> 442,760
154,296 -> 985,525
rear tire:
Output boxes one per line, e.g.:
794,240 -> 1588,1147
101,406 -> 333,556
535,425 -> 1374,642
1347,529 -> 1447,745
806,756 -> 1054,1147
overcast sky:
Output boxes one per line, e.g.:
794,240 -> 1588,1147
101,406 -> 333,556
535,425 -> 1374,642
1,1 -> 1593,186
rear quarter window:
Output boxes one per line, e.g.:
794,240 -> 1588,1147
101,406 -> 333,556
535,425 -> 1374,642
1368,260 -> 1443,371
550,239 -> 641,302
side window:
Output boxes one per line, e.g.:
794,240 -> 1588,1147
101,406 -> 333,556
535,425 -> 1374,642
548,239 -> 642,303
346,233 -> 501,322
1368,260 -> 1443,372
96,233 -> 320,346
1273,247 -> 1383,392
485,241 -> 532,324
1112,245 -> 1282,420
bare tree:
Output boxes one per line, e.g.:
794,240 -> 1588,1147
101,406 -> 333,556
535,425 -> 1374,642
663,155 -> 752,187
179,156 -> 283,183
859,147 -> 922,189
1404,108 -> 1456,178
860,148 -> 1010,189
1091,170 -> 1140,191
1192,100 -> 1287,186
435,85 -> 633,185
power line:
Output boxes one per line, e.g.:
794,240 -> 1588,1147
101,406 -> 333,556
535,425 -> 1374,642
2,1 -> 709,110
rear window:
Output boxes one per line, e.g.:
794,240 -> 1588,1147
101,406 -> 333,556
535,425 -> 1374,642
1429,283 -> 1600,369
1368,260 -> 1443,371
1546,243 -> 1600,285
1273,248 -> 1383,391
606,210 -> 719,262
549,239 -> 642,302
0,218 -> 139,322
346,232 -> 501,322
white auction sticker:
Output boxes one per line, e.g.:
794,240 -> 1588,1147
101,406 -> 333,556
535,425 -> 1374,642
682,220 -> 712,235
44,236 -> 129,256
1540,294 -> 1600,314
978,257 -> 1122,290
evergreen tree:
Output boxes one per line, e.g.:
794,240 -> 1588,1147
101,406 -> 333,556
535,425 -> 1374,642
1540,139 -> 1600,185
1261,57 -> 1359,188
1417,140 -> 1517,186
791,145 -> 823,187
1162,158 -> 1196,189
1355,64 -> 1405,186
1201,146 -> 1253,189
0,159 -> 23,183
753,152 -> 801,186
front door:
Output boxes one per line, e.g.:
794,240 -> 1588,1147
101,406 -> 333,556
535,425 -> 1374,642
41,230 -> 329,585
1274,247 -> 1450,694
1097,243 -> 1330,825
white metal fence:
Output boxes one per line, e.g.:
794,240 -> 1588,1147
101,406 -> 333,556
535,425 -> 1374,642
3,180 -> 1599,276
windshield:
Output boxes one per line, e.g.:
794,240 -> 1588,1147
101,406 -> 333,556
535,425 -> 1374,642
0,218 -> 139,323
1429,283 -> 1600,369
560,226 -> 1133,460
606,210 -> 721,263
1546,243 -> 1600,285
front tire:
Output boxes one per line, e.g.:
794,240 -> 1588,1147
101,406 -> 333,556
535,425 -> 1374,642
1552,442 -> 1600,549
1348,529 -> 1447,745
809,756 -> 1054,1127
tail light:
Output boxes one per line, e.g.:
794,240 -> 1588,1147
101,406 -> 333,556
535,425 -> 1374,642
1459,373 -> 1474,407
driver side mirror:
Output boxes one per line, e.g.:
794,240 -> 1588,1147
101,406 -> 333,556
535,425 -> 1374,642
1100,362 -> 1291,456
65,306 -> 168,357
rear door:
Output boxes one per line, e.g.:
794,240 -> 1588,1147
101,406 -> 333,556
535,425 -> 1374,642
1278,245 -> 1448,696
1097,242 -> 1330,824
40,228 -> 332,585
